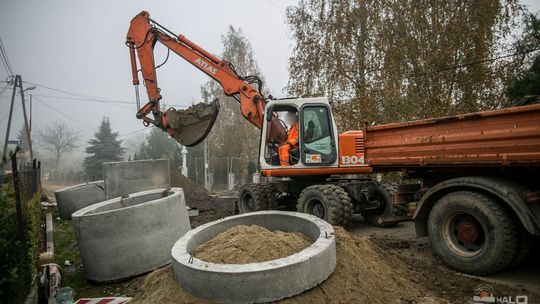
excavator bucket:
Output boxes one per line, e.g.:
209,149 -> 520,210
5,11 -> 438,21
163,99 -> 220,147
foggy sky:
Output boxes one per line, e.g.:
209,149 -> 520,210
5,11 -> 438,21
0,0 -> 297,160
1,0 -> 539,165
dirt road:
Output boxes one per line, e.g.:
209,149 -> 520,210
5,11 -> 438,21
350,220 -> 540,302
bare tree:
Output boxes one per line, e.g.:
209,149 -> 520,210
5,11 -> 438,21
36,122 -> 79,170
200,26 -> 265,174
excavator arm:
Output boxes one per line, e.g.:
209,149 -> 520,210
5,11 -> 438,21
126,11 -> 269,146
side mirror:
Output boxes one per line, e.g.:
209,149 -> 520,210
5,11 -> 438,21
266,105 -> 274,121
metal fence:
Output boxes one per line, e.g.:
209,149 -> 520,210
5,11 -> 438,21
191,157 -> 257,192
0,153 -> 42,302
2,154 -> 41,240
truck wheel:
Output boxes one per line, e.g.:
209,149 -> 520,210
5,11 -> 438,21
510,228 -> 533,267
428,191 -> 518,275
238,183 -> 276,213
365,184 -> 395,227
297,185 -> 353,226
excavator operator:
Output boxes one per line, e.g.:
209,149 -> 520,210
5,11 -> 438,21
278,114 -> 299,166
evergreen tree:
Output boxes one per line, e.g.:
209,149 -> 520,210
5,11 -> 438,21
136,127 -> 182,167
83,118 -> 125,180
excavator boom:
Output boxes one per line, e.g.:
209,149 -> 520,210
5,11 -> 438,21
126,11 -> 269,146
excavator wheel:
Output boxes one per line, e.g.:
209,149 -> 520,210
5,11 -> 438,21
364,183 -> 397,227
238,183 -> 276,213
296,184 -> 353,226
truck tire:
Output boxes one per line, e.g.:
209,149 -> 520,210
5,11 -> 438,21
297,184 -> 353,226
510,228 -> 533,267
238,183 -> 276,213
427,191 -> 518,275
365,184 -> 396,227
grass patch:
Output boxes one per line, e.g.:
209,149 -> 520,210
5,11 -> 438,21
0,184 -> 42,303
52,209 -> 141,299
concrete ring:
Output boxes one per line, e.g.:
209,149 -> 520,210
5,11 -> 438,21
55,181 -> 105,219
72,187 -> 191,282
171,211 -> 336,304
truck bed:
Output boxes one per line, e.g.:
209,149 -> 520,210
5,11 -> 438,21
364,103 -> 540,167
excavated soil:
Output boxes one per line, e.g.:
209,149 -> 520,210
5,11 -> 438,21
170,169 -> 233,227
193,225 -> 312,264
170,169 -> 210,209
131,227 -> 437,303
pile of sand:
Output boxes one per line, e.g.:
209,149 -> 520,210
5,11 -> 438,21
281,227 -> 422,304
131,226 -> 428,304
193,225 -> 312,264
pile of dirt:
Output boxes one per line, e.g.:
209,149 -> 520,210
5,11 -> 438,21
131,227 -> 434,303
170,169 -> 210,209
170,169 -> 234,227
193,225 -> 312,264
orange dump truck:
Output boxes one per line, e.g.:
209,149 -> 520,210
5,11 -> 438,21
362,103 -> 540,275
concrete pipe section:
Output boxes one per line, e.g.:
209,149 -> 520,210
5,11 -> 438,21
171,211 -> 336,303
103,158 -> 170,199
55,181 -> 105,219
72,187 -> 191,282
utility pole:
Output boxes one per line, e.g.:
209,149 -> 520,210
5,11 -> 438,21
2,75 -> 34,160
3,78 -> 17,160
204,139 -> 209,190
29,94 -> 32,132
181,145 -> 188,177
20,79 -> 33,160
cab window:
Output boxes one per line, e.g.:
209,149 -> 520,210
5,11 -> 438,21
301,106 -> 336,165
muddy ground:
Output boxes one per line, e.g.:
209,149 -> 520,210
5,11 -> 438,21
350,219 -> 540,302
44,181 -> 540,303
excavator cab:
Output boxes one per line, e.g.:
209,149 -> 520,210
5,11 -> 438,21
260,98 -> 339,170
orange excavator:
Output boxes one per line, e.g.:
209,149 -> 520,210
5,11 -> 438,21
127,11 -> 540,276
126,11 -> 276,147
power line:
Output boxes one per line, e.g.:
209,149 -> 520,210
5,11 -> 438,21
266,0 -> 283,13
27,94 -> 188,109
24,94 -> 134,110
118,127 -> 149,138
0,83 -> 10,98
0,36 -> 14,75
72,127 -> 149,152
354,46 -> 540,89
32,95 -> 150,138
32,96 -> 98,132
0,83 -> 16,124
0,102 -> 20,123
23,80 -> 135,104
19,81 -> 190,109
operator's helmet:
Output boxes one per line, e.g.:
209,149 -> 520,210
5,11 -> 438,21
283,111 -> 298,125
